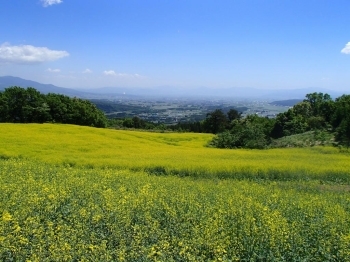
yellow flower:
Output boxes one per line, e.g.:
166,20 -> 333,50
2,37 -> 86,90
2,211 -> 12,222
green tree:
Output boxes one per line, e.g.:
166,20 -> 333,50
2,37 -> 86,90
227,108 -> 242,122
2,86 -> 28,122
0,86 -> 50,123
332,94 -> 350,128
271,108 -> 308,138
203,109 -> 228,134
304,92 -> 334,122
46,93 -> 71,123
211,115 -> 274,149
70,98 -> 107,127
0,92 -> 9,122
332,95 -> 350,147
292,101 -> 312,118
335,116 -> 350,148
271,93 -> 333,138
23,87 -> 51,123
123,118 -> 134,128
0,87 -> 107,127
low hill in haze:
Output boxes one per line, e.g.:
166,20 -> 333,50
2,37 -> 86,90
270,99 -> 303,107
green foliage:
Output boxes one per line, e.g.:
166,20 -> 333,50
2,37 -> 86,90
335,116 -> 350,148
0,87 -> 107,127
169,121 -> 205,133
203,109 -> 228,134
107,117 -> 163,131
0,86 -> 49,123
211,115 -> 274,149
208,92 -> 340,149
271,131 -> 333,148
271,93 -> 334,139
271,103 -> 310,138
227,108 -> 242,122
210,92 -> 350,149
332,95 -> 350,127
330,95 -> 350,147
304,92 -> 334,122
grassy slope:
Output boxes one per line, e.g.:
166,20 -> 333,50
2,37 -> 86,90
1,124 -> 350,260
1,123 -> 350,181
271,130 -> 335,148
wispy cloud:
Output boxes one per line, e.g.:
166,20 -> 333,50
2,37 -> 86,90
118,73 -> 142,78
103,70 -> 117,76
0,43 -> 69,64
41,0 -> 63,7
83,68 -> 93,74
103,70 -> 142,78
341,42 -> 350,54
47,68 -> 61,73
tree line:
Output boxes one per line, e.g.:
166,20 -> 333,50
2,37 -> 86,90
0,86 -> 107,127
101,92 -> 350,149
107,108 -> 243,133
1,87 -> 349,148
210,92 -> 350,149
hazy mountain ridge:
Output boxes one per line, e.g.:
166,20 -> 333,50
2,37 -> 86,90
0,76 -> 346,100
0,76 -> 86,97
270,99 -> 303,107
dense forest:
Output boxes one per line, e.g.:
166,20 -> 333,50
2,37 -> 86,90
0,86 -> 107,127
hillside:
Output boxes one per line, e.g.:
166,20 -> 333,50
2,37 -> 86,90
1,123 -> 349,181
1,124 -> 350,260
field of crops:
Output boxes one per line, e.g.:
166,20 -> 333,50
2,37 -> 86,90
1,124 -> 350,260
1,123 -> 350,182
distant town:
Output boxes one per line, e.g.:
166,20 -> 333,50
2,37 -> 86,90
91,97 -> 294,124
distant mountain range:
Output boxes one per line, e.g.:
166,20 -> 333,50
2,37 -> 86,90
0,76 -> 88,97
0,75 -> 347,101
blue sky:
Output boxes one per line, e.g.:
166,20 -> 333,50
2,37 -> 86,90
0,0 -> 349,91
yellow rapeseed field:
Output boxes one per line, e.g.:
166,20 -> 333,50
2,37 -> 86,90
1,123 -> 350,182
1,158 -> 350,261
1,124 -> 350,260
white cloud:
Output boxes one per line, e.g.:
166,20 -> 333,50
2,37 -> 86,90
103,70 -> 117,76
341,42 -> 350,54
83,68 -> 92,74
0,43 -> 69,64
47,68 -> 61,73
116,73 -> 129,77
41,0 -> 63,7
103,70 -> 143,78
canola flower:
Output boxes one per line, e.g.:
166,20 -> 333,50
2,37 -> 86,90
1,158 -> 350,261
0,123 -> 350,183
1,124 -> 350,260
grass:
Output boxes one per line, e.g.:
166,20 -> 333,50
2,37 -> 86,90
271,130 -> 335,148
